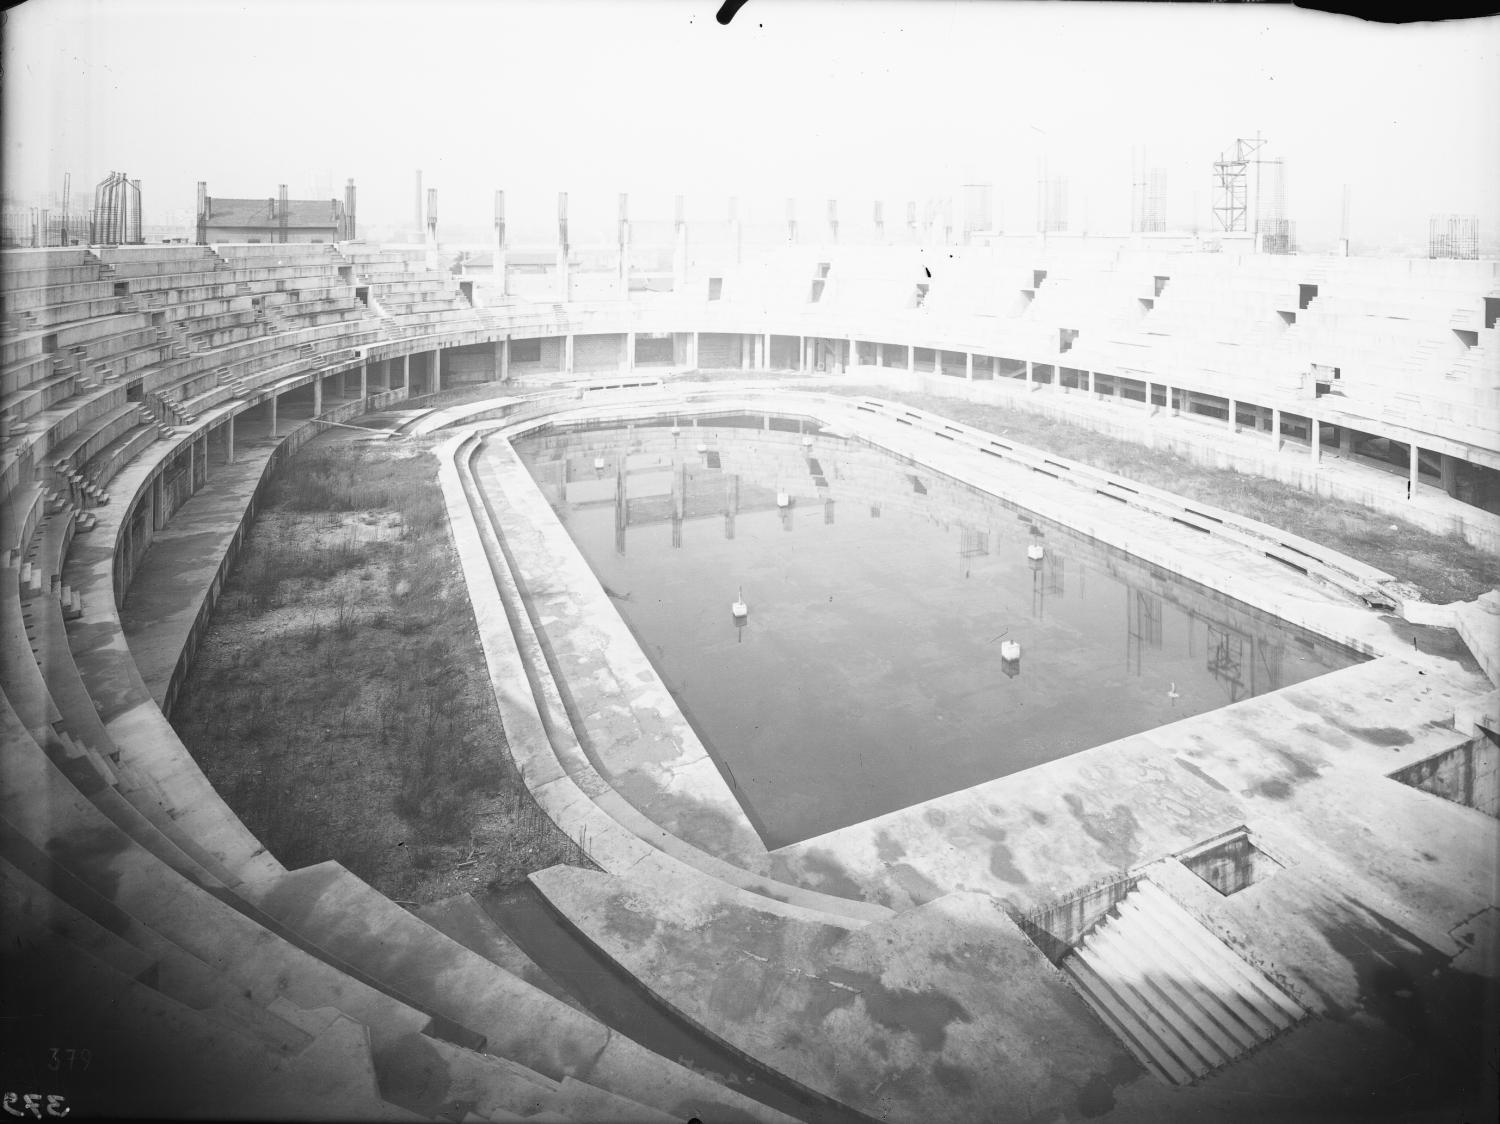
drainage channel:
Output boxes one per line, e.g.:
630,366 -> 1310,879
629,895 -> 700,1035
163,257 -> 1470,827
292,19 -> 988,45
477,882 -> 877,1124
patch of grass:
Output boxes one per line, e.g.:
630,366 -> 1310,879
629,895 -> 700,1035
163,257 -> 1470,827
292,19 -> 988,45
173,436 -> 594,902
827,385 -> 1500,604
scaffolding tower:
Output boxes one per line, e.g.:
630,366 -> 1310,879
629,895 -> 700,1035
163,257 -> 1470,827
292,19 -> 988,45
1131,149 -> 1168,233
1211,136 -> 1266,233
1257,159 -> 1295,254
92,171 -> 143,245
1428,214 -> 1478,260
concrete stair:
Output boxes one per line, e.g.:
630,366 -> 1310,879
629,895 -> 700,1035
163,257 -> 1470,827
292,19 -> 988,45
1061,879 -> 1304,1085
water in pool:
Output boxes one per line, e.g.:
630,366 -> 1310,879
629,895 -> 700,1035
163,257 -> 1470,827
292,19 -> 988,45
517,416 -> 1362,848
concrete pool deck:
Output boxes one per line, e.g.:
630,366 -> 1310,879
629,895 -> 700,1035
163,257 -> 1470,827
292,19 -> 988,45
437,383 -> 1498,1120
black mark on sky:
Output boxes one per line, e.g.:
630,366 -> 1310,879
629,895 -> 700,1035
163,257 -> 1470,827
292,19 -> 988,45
716,1 -> 749,26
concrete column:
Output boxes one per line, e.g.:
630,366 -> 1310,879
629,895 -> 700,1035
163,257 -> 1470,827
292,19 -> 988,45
626,332 -> 636,372
1440,453 -> 1458,496
1310,415 -> 1320,465
153,474 -> 165,530
403,353 -> 411,391
313,374 -> 322,416
564,335 -> 575,375
360,362 -> 368,400
848,339 -> 857,374
188,435 -> 197,491
876,342 -> 884,367
993,356 -> 1001,379
1227,398 -> 1236,431
763,334 -> 772,370
499,339 -> 510,382
691,331 -> 699,370
1087,370 -> 1095,396
1270,407 -> 1280,450
1408,442 -> 1419,497
1025,360 -> 1034,389
1338,426 -> 1352,456
907,345 -> 915,374
225,413 -> 235,464
269,393 -> 278,436
965,352 -> 973,381
433,349 -> 443,393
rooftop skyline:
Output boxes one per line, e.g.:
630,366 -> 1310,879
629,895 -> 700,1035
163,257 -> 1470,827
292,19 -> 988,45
3,0 -> 1497,247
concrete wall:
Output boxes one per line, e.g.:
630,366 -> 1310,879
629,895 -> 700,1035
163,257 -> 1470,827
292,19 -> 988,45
440,343 -> 497,386
202,226 -> 338,244
508,336 -> 564,377
573,333 -> 625,373
1015,873 -> 1142,963
697,332 -> 741,369
1391,733 -> 1499,818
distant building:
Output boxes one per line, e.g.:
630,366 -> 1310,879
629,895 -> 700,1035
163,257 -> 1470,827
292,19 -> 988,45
196,180 -> 356,244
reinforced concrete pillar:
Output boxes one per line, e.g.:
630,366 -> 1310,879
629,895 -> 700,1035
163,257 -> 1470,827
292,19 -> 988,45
933,349 -> 942,378
499,339 -> 510,382
1025,360 -> 1034,389
876,342 -> 884,367
313,374 -> 322,416
1339,426 -> 1352,456
153,474 -> 166,531
965,353 -> 973,380
269,393 -> 278,437
225,413 -> 235,465
360,362 -> 368,400
1408,442 -> 1420,497
1228,398 -> 1236,431
907,345 -> 914,374
564,335 -> 575,375
993,356 -> 1001,379
626,332 -> 636,372
1087,370 -> 1095,396
1440,453 -> 1458,496
403,353 -> 411,391
1310,415 -> 1320,465
692,331 -> 699,370
1270,407 -> 1280,450
763,333 -> 772,370
188,436 -> 197,492
433,349 -> 443,393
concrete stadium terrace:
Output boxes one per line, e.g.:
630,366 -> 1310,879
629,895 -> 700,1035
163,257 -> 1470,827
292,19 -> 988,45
1,235 -> 1497,1123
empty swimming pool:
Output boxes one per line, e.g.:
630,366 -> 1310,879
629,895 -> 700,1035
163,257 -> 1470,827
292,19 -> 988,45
516,416 -> 1363,848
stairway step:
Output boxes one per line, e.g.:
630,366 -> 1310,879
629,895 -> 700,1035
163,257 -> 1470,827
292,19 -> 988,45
417,894 -> 589,1014
1065,953 -> 1193,1084
1132,881 -> 1303,1026
1112,896 -> 1270,1048
1075,932 -> 1215,1078
554,1075 -> 683,1123
1086,919 -> 1232,1069
384,1034 -> 560,1121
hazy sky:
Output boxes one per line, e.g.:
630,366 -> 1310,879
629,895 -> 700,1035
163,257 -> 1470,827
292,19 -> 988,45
4,0 -> 1498,244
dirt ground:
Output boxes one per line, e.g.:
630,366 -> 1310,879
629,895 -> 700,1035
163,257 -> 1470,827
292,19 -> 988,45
171,437 -> 594,903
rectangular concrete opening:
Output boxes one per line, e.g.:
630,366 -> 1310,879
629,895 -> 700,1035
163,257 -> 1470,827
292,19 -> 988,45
1390,732 -> 1498,818
1177,827 -> 1282,896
